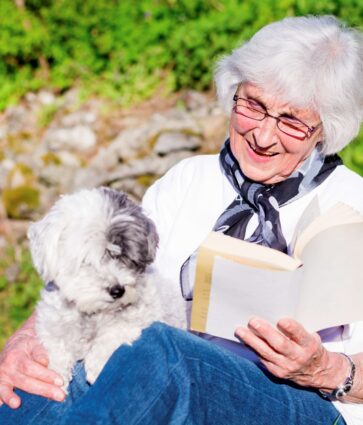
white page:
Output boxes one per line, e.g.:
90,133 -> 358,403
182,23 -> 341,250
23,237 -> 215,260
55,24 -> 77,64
205,256 -> 299,341
296,222 -> 363,332
290,195 -> 321,254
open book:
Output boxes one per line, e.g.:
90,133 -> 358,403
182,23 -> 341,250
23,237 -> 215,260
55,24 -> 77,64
190,199 -> 363,341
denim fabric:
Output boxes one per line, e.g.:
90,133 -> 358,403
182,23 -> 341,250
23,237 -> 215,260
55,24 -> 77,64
0,323 -> 346,425
0,362 -> 90,425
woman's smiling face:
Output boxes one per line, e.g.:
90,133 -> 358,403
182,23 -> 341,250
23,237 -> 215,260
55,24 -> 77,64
229,83 -> 323,185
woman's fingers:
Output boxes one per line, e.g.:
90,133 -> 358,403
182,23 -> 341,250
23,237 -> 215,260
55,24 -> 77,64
13,373 -> 65,402
235,324 -> 286,363
0,332 -> 65,408
30,343 -> 49,367
277,318 -> 314,346
7,356 -> 65,402
243,317 -> 298,358
235,317 -> 328,387
0,362 -> 65,409
0,383 -> 21,409
19,357 -> 63,387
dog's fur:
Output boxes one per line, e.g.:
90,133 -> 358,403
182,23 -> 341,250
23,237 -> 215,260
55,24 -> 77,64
29,187 -> 186,390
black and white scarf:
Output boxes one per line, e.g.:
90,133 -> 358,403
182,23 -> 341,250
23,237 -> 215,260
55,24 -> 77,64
180,138 -> 342,300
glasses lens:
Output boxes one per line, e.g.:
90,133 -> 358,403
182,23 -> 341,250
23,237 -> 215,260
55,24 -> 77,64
277,119 -> 307,140
235,103 -> 265,121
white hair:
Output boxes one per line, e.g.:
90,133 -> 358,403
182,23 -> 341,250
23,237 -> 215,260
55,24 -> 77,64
215,15 -> 363,154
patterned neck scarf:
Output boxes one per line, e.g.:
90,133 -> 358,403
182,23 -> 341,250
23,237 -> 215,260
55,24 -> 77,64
180,138 -> 342,300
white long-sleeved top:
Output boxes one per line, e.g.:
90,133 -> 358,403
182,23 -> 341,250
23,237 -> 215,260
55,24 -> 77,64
142,154 -> 363,424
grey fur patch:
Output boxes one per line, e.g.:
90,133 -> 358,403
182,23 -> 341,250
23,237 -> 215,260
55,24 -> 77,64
101,187 -> 159,273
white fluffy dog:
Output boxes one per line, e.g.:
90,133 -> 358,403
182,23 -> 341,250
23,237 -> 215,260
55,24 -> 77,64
28,187 -> 186,391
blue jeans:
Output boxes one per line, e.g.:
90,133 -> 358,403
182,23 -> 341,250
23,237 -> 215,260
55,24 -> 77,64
0,323 -> 346,424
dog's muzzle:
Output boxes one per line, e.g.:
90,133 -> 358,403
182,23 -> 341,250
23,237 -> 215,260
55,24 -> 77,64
108,284 -> 125,299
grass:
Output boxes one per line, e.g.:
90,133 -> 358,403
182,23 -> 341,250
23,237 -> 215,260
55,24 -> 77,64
0,245 -> 42,350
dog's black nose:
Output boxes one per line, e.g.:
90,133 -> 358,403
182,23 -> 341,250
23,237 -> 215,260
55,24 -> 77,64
109,284 -> 125,299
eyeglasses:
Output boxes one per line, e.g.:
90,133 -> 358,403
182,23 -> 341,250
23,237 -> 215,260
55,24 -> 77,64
232,95 -> 320,141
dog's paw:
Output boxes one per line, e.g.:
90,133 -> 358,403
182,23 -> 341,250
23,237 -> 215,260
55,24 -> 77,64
84,357 -> 106,384
46,352 -> 74,394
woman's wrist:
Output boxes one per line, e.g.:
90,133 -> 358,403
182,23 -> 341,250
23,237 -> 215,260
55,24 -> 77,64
9,313 -> 37,344
317,353 -> 356,399
316,351 -> 351,393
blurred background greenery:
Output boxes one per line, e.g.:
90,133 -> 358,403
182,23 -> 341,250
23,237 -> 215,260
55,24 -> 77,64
1,0 -> 363,349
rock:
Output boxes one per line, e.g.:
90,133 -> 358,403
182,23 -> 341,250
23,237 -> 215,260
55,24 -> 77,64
61,111 -> 97,127
38,91 -> 56,106
111,178 -> 147,202
153,131 -> 201,156
103,108 -> 202,163
197,113 -> 228,151
105,125 -> 152,162
0,125 -> 6,140
56,151 -> 82,167
5,106 -> 29,134
89,145 -> 120,171
71,167 -> 109,190
44,125 -> 97,152
38,164 -> 79,192
1,87 -> 221,224
107,151 -> 193,181
180,90 -> 208,111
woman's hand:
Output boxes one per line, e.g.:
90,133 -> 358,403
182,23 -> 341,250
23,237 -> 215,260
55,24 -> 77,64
0,314 -> 65,409
235,317 -> 348,391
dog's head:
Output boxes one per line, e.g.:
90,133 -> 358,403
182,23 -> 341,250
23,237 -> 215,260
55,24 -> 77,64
28,187 -> 159,314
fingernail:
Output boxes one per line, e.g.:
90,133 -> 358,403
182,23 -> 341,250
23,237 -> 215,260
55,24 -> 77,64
9,397 -> 19,408
53,391 -> 65,402
250,319 -> 260,329
235,328 -> 245,338
54,377 -> 63,386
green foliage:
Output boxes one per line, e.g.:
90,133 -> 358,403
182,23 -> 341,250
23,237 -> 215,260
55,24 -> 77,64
340,129 -> 363,175
1,0 -> 363,113
0,246 -> 43,350
3,186 -> 40,219
2,163 -> 40,219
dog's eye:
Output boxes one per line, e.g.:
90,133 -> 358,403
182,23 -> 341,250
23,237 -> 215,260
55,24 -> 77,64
106,249 -> 120,260
80,261 -> 94,270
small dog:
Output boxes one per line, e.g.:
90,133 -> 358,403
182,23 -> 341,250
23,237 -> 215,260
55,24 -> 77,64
28,187 -> 186,391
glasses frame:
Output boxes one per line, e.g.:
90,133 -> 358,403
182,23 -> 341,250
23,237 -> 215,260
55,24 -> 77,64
232,94 -> 320,141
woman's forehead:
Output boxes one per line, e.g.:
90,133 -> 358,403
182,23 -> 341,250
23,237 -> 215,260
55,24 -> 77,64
238,82 -> 320,121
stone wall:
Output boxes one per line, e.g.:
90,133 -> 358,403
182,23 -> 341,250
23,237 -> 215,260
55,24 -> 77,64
0,89 -> 228,247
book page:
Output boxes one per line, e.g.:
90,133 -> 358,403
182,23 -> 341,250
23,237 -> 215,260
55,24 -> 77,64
190,232 -> 300,336
202,232 -> 300,271
293,202 -> 363,260
191,208 -> 363,340
200,257 -> 300,341
191,246 -> 215,333
296,222 -> 363,332
290,195 -> 322,254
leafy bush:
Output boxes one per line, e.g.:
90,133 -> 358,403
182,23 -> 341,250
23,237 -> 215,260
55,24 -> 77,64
0,0 -> 362,175
0,246 -> 43,350
1,0 -> 363,110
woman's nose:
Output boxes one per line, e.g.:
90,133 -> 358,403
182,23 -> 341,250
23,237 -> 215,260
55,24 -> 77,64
253,117 -> 279,148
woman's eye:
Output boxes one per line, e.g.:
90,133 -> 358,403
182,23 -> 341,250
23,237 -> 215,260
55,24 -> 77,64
280,116 -> 304,128
246,100 -> 265,111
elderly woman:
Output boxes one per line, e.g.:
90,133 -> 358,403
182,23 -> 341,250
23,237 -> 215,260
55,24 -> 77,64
1,15 -> 363,425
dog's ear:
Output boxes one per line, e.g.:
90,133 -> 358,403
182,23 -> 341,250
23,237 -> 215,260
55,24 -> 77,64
27,211 -> 66,282
103,188 -> 159,273
106,213 -> 159,273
